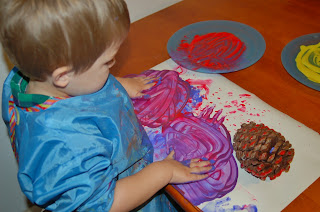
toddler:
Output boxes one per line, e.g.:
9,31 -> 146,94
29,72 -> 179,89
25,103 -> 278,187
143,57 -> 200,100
0,0 -> 213,211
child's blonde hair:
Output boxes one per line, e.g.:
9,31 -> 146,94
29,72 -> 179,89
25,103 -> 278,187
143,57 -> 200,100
0,0 -> 130,81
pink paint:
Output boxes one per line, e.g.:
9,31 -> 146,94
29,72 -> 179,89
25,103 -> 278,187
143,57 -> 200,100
177,32 -> 246,70
237,105 -> 246,112
129,70 -> 190,128
231,100 -> 238,106
239,94 -> 252,98
174,65 -> 187,75
238,103 -> 247,111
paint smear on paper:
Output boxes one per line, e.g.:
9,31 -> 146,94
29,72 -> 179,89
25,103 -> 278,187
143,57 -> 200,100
177,32 -> 246,70
130,70 -> 238,205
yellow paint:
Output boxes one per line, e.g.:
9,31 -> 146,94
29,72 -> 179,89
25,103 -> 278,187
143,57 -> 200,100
295,42 -> 320,83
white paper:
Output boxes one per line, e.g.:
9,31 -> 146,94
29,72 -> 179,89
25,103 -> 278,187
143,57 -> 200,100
150,59 -> 320,212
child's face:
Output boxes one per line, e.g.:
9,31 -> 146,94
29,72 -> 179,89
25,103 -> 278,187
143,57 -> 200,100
65,44 -> 119,96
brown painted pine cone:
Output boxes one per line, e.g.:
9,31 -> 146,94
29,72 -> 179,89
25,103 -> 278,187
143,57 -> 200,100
233,122 -> 294,180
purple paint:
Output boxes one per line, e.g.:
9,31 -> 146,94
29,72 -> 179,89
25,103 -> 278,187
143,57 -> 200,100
131,70 -> 238,205
163,107 -> 238,205
202,196 -> 258,212
182,86 -> 204,114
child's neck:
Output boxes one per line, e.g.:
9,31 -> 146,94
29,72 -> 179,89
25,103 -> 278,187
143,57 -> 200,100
26,80 -> 69,97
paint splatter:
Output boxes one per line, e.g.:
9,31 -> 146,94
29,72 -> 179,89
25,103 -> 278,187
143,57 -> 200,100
177,32 -> 246,70
202,88 -> 270,130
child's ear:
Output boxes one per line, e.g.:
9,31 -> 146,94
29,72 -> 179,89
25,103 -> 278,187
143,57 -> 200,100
51,66 -> 73,88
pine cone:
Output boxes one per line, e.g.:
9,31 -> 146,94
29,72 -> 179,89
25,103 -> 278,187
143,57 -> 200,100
233,122 -> 294,180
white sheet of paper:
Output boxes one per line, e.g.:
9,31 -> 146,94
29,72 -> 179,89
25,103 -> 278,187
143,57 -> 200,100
150,59 -> 320,212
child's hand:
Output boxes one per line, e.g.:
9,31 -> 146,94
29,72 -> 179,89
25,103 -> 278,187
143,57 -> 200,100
162,151 -> 213,184
116,76 -> 158,98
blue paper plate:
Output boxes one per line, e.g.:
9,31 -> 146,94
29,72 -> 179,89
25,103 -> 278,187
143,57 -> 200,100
167,20 -> 266,74
281,33 -> 320,91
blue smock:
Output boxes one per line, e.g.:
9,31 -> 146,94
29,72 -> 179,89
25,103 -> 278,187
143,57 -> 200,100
2,68 -> 176,211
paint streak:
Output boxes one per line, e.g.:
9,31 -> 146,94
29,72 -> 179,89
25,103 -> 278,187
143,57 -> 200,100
178,32 -> 246,70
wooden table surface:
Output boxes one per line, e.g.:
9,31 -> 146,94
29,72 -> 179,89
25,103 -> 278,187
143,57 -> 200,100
114,0 -> 320,211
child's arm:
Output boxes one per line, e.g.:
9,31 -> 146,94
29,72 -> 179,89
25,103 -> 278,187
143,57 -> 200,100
115,76 -> 157,98
110,151 -> 212,211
